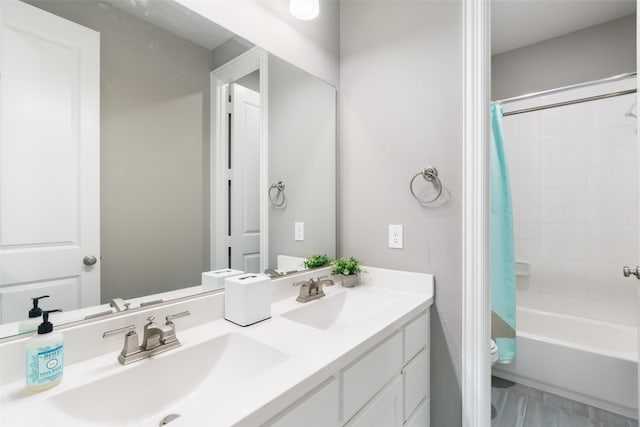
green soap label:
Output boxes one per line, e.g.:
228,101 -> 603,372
26,344 -> 63,386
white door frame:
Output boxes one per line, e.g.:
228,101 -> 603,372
461,0 -> 491,426
211,47 -> 269,273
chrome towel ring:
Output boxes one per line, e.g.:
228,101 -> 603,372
410,166 -> 443,204
269,181 -> 286,207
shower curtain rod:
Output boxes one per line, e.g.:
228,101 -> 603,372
494,71 -> 637,117
501,88 -> 637,117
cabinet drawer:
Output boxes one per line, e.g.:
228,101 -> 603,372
403,349 -> 429,421
405,398 -> 430,427
403,310 -> 429,363
342,332 -> 402,422
346,375 -> 403,427
269,377 -> 339,427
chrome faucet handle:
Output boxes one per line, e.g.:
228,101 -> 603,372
165,310 -> 190,324
293,280 -> 310,287
160,311 -> 191,345
102,324 -> 136,338
102,325 -> 141,364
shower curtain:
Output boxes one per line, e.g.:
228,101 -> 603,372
490,103 -> 516,362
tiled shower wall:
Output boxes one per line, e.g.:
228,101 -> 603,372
501,79 -> 638,325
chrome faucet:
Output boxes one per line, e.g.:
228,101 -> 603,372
102,311 -> 190,365
293,276 -> 335,303
109,298 -> 130,312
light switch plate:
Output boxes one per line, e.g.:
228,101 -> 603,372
295,222 -> 304,241
389,224 -> 403,249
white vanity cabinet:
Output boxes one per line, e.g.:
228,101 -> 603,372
268,309 -> 430,427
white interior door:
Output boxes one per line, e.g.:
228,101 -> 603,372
229,83 -> 261,273
0,0 -> 100,322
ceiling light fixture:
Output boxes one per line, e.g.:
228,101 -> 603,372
289,0 -> 319,20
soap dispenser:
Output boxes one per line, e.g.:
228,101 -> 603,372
18,295 -> 50,334
25,309 -> 64,392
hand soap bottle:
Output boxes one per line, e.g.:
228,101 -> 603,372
25,309 -> 64,392
18,295 -> 50,334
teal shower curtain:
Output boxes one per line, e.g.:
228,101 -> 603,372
490,103 -> 516,362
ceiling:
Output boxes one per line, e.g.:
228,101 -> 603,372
492,0 -> 636,55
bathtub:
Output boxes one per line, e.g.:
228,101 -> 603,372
492,307 -> 638,419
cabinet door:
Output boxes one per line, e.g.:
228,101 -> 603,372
268,377 -> 339,427
406,399 -> 430,427
342,332 -> 402,421
346,376 -> 403,427
403,349 -> 430,420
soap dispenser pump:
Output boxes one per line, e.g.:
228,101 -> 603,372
18,295 -> 50,334
25,309 -> 64,392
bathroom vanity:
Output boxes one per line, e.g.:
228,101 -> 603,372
0,267 -> 433,426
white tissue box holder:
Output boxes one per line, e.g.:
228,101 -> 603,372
224,274 -> 271,326
202,269 -> 244,290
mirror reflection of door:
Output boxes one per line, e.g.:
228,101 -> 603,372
227,83 -> 261,273
0,0 -> 100,322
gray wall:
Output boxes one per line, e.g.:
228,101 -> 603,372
30,1 -> 214,302
268,55 -> 337,267
492,14 -> 636,100
340,2 -> 463,426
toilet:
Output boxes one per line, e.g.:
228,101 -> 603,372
490,339 -> 499,365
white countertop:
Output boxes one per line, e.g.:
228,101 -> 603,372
0,267 -> 434,427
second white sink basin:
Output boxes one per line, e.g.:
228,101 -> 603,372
281,290 -> 395,330
41,333 -> 288,426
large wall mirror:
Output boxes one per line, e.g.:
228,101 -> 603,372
0,0 -> 336,338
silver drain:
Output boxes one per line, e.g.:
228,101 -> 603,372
159,414 -> 181,426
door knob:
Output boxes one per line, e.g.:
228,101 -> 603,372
83,255 -> 98,266
622,266 -> 640,279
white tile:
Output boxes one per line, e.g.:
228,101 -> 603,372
561,133 -> 585,152
539,136 -> 562,155
540,241 -> 563,259
614,224 -> 637,245
613,205 -> 637,225
520,207 -> 541,224
520,172 -> 539,189
586,147 -> 613,168
541,206 -> 562,223
613,303 -> 636,326
612,185 -> 637,205
539,293 -> 563,313
562,242 -> 587,261
612,165 -> 637,186
587,243 -> 617,263
561,149 -> 586,170
541,153 -> 562,171
586,186 -> 609,206
563,223 -> 587,242
540,170 -> 562,188
613,145 -> 637,167
586,300 -> 615,322
516,289 -> 541,309
519,240 -> 540,258
614,243 -> 638,261
519,189 -> 541,206
587,205 -> 614,225
518,223 -> 540,240
562,187 -> 587,206
587,223 -> 613,244
541,188 -> 562,206
540,223 -> 562,241
562,206 -> 587,224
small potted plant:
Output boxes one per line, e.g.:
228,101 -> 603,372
330,257 -> 364,288
303,254 -> 331,269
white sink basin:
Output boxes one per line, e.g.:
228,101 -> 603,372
41,333 -> 288,426
281,290 -> 395,330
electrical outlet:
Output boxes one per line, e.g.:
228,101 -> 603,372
295,222 -> 304,241
389,224 -> 403,249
